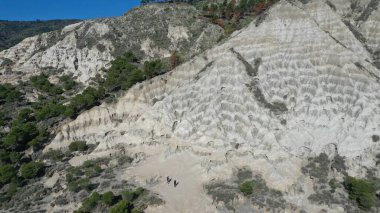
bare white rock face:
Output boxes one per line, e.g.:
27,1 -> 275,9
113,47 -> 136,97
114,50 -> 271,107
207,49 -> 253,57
42,0 -> 380,212
0,4 -> 223,85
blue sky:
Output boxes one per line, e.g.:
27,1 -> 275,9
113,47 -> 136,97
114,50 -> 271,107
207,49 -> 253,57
0,0 -> 141,21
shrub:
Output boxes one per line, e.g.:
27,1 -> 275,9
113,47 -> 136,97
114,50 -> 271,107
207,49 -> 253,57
69,141 -> 88,152
102,53 -> 145,92
121,188 -> 144,202
83,164 -> 103,178
68,177 -> 93,192
343,176 -> 376,210
28,129 -> 48,149
143,60 -> 163,79
121,189 -> 137,202
239,181 -> 253,196
6,181 -> 19,198
66,166 -> 83,182
110,200 -> 132,213
59,75 -> 77,91
0,164 -> 17,185
0,149 -> 11,164
0,83 -> 23,104
329,178 -> 337,193
43,149 -> 64,161
9,152 -> 22,164
80,192 -> 101,212
123,69 -> 145,90
35,101 -> 66,121
20,161 -> 45,179
65,87 -> 105,117
102,191 -> 115,206
3,122 -> 40,150
30,74 -> 63,95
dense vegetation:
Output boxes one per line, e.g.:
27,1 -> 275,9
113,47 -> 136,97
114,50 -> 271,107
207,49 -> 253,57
0,19 -> 80,51
343,176 -> 378,210
75,187 -> 147,213
0,52 -> 165,204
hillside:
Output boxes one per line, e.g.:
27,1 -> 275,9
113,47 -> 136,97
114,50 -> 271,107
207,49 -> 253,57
0,4 -> 223,84
0,19 -> 80,51
1,0 -> 380,212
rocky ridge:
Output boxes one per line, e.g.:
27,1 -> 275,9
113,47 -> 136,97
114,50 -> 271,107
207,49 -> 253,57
0,3 -> 223,84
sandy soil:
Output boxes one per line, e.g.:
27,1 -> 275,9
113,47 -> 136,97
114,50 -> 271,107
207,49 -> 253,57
125,151 -> 219,213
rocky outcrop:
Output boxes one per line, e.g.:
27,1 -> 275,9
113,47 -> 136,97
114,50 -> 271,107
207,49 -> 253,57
0,3 -> 223,84
45,0 -> 380,212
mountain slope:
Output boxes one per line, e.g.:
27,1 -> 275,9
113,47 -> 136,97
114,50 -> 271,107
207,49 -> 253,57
0,19 -> 80,51
0,3 -> 223,84
41,0 -> 380,212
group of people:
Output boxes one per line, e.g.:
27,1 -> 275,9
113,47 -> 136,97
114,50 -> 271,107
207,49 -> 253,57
166,176 -> 179,187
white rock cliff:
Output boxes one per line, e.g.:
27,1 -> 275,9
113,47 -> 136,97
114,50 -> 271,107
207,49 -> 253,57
40,0 -> 380,212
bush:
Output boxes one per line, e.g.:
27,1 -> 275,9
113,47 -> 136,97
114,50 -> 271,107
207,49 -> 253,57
0,164 -> 17,185
9,152 -> 22,164
3,122 -> 40,150
28,128 -> 48,149
69,141 -> 88,152
102,191 -> 115,206
329,178 -> 337,193
30,74 -> 63,95
35,101 -> 66,121
123,69 -> 145,90
343,176 -> 376,210
65,87 -> 105,117
121,188 -> 144,202
143,60 -> 163,79
59,75 -> 78,91
68,177 -> 93,192
80,192 -> 101,212
102,53 -> 145,92
239,181 -> 254,196
6,181 -> 19,198
0,83 -> 23,104
43,149 -> 64,161
110,200 -> 132,213
20,161 -> 45,179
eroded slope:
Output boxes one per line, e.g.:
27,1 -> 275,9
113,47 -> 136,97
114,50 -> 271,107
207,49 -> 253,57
0,3 -> 223,84
42,0 -> 380,212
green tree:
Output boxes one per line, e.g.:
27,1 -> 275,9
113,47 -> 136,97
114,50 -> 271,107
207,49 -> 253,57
30,74 -> 63,95
69,141 -> 88,152
110,200 -> 132,213
143,60 -> 163,79
20,161 -> 45,179
0,83 -> 23,104
3,122 -> 39,150
35,101 -> 66,121
80,192 -> 101,212
0,164 -> 17,185
343,176 -> 376,210
239,181 -> 253,196
102,191 -> 115,206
